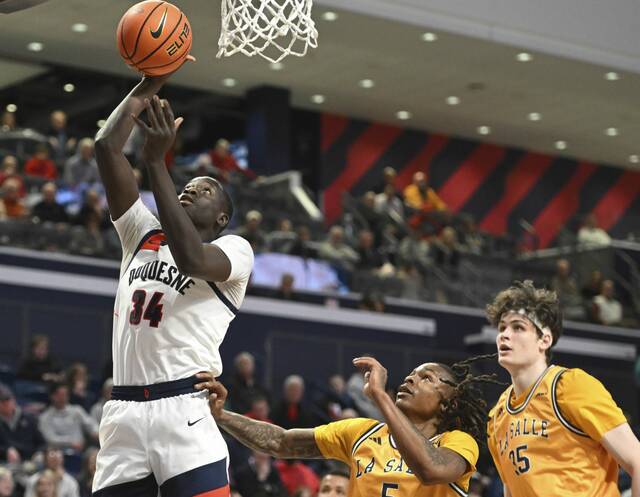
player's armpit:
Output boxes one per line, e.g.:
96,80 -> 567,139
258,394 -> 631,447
601,423 -> 640,475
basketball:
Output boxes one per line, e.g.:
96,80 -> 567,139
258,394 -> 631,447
116,0 -> 192,76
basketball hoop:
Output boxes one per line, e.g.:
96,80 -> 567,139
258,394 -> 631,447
217,0 -> 318,63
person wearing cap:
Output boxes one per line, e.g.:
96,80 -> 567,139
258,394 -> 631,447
234,210 -> 267,253
0,383 -> 45,463
485,280 -> 640,497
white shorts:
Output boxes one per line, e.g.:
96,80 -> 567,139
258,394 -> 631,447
93,390 -> 229,496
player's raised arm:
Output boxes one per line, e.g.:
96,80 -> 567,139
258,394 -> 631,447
94,75 -> 170,220
195,374 -> 323,459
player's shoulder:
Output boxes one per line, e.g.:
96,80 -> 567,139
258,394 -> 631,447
438,429 -> 478,446
212,233 -> 253,252
555,366 -> 607,393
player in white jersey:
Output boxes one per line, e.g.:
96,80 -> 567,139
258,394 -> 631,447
91,65 -> 254,497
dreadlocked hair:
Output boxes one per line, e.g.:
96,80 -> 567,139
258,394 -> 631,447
436,353 -> 506,444
486,280 -> 562,363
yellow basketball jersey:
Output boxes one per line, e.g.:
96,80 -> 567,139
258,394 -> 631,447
314,417 -> 478,497
487,365 -> 627,497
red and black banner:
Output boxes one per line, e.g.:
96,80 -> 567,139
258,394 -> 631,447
321,113 -> 640,248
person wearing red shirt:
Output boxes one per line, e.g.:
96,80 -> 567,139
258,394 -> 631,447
24,144 -> 57,180
208,139 -> 256,182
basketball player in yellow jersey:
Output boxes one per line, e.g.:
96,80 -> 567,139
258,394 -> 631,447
196,356 -> 498,497
486,281 -> 640,497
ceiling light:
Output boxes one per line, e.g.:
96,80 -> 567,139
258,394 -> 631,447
605,127 -> 619,137
321,11 -> 338,21
221,78 -> 237,88
516,52 -> 532,62
6,104 -> 17,113
555,140 -> 567,150
528,112 -> 541,121
269,62 -> 284,71
604,71 -> 620,81
27,42 -> 44,52
97,120 -> 106,128
629,155 -> 639,164
358,79 -> 375,89
421,32 -> 438,42
311,94 -> 326,104
446,96 -> 460,105
396,110 -> 412,120
63,83 -> 75,93
477,125 -> 491,135
71,23 -> 88,33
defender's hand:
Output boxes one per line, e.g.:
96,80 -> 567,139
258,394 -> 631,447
353,356 -> 388,401
132,95 -> 183,164
195,372 -> 228,419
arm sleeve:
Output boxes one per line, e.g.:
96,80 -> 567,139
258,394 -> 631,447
313,418 -> 379,464
438,430 -> 479,478
112,197 -> 161,273
556,368 -> 627,442
211,234 -> 254,282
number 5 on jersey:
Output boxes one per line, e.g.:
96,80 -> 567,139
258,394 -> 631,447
129,290 -> 164,327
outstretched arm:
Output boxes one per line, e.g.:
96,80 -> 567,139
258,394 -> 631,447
353,357 -> 469,485
601,423 -> 640,497
94,76 -> 170,220
195,374 -> 323,459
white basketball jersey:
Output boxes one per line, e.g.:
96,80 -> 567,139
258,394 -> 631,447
110,198 -> 254,385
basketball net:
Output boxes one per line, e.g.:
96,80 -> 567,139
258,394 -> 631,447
217,0 -> 318,63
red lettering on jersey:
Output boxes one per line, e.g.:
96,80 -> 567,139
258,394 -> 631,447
141,233 -> 167,252
144,388 -> 150,400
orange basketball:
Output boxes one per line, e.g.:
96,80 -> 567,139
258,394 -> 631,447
116,0 -> 192,76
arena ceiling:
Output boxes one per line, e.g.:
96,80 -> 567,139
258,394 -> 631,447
0,0 -> 639,170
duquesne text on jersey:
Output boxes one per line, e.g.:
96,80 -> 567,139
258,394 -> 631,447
129,260 -> 196,295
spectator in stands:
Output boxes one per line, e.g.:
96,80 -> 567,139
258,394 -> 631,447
318,226 -> 358,272
209,138 -> 256,183
457,216 -> 484,255
356,191 -> 385,240
66,363 -> 93,412
74,189 -> 109,231
374,184 -> 404,222
233,450 -> 289,497
89,378 -> 112,425
272,375 -> 316,429
380,166 -> 398,194
227,352 -> 271,414
358,292 -> 385,313
267,219 -> 296,253
0,111 -> 17,132
47,110 -> 76,166
581,269 -> 604,302
0,383 -> 45,463
24,144 -> 57,180
64,138 -> 99,188
346,366 -> 382,420
0,467 -> 15,497
431,227 -> 461,276
550,259 -> 584,320
38,383 -> 98,451
321,374 -> 356,420
78,447 -> 98,497
290,226 -> 317,259
32,182 -> 69,224
403,172 -> 446,212
245,396 -> 272,423
591,279 -> 623,326
0,156 -> 25,196
235,210 -> 267,253
25,447 -> 80,497
275,458 -> 320,497
396,262 -> 426,300
277,273 -> 298,301
397,226 -> 430,270
317,468 -> 350,497
354,229 -> 385,271
0,178 -> 28,219
17,335 -> 62,383
32,469 -> 57,497
578,214 -> 611,247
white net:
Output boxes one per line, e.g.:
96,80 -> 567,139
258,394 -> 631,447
217,0 -> 318,63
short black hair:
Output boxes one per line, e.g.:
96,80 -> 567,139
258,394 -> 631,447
320,467 -> 350,480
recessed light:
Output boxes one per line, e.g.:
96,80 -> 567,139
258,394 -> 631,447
528,112 -> 541,121
605,127 -> 619,137
5,104 -> 17,112
421,32 -> 438,42
27,42 -> 44,52
221,78 -> 237,88
630,155 -> 639,164
321,11 -> 338,21
358,79 -> 375,89
311,94 -> 326,104
605,72 -> 620,81
269,62 -> 284,71
97,119 -> 106,128
396,110 -> 412,120
477,125 -> 491,135
555,140 -> 567,150
71,23 -> 88,33
63,83 -> 75,93
446,96 -> 460,105
516,52 -> 532,62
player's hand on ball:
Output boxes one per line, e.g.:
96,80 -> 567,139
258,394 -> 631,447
195,372 -> 227,419
353,356 -> 388,401
131,95 -> 184,165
